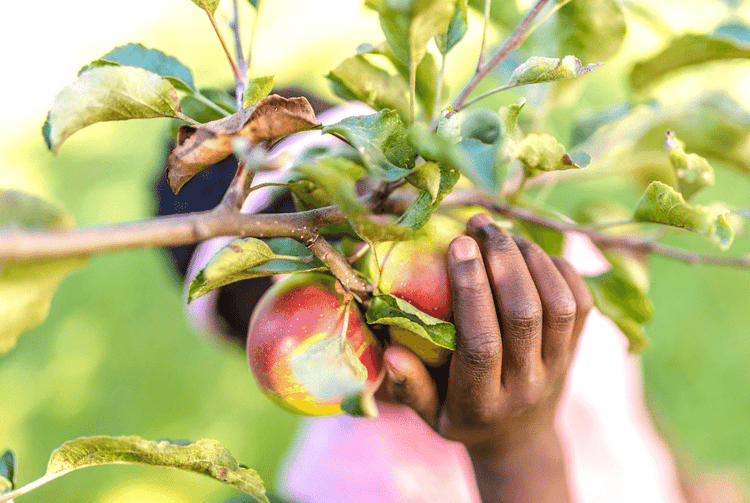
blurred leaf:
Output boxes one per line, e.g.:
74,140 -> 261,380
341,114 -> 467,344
0,450 -> 16,494
634,181 -> 736,250
498,98 -> 525,143
365,0 -> 457,66
575,199 -> 638,234
410,123 -> 506,193
714,20 -> 750,44
44,66 -> 182,154
514,219 -> 564,256
46,437 -> 268,502
603,249 -> 650,293
188,238 -> 276,302
293,158 -> 367,219
664,130 -> 714,200
169,95 -> 320,193
461,108 -> 501,144
356,217 -> 414,242
515,133 -> 587,177
242,76 -> 274,108
0,190 -> 88,354
366,294 -> 456,350
78,43 -> 196,92
289,333 -> 369,403
435,0 -> 468,55
507,55 -> 603,87
189,0 -> 220,14
467,0 -> 520,30
322,110 -> 416,181
400,162 -> 460,230
176,89 -> 236,132
570,102 -> 639,147
326,55 -> 410,120
407,161 -> 442,202
557,0 -> 626,63
340,392 -> 379,419
586,270 -> 653,353
246,0 -> 260,8
629,25 -> 750,92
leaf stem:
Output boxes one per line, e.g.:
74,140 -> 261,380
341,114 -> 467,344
246,0 -> 262,71
0,473 -> 62,503
409,55 -> 417,125
450,0 -> 553,114
199,0 -> 245,91
175,111 -> 201,125
190,92 -> 233,117
477,0 -> 492,70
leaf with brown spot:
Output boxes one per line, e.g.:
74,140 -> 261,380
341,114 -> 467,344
167,94 -> 320,194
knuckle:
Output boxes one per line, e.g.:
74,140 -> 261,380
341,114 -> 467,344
547,294 -> 577,327
457,332 -> 502,368
504,304 -> 543,339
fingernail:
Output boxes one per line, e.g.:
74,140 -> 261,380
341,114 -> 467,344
384,360 -> 406,384
468,213 -> 493,230
450,236 -> 479,261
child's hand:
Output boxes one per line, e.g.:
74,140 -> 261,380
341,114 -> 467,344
382,213 -> 593,502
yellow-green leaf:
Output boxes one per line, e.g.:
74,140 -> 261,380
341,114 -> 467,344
507,55 -> 602,88
46,437 -> 268,502
515,133 -> 588,177
242,76 -> 274,108
189,0 -> 221,14
365,294 -> 456,350
664,130 -> 714,200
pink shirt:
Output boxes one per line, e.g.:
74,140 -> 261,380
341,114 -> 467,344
185,103 -> 687,503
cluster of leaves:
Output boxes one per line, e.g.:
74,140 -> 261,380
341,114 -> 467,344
2,0 -> 750,500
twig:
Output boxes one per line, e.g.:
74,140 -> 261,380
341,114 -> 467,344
442,190 -> 750,269
229,0 -> 248,109
199,0 -> 244,89
450,0 -> 552,114
220,161 -> 256,209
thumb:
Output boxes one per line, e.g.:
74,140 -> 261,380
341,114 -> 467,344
383,345 -> 440,429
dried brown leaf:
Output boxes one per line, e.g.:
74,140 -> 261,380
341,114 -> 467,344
167,94 -> 320,194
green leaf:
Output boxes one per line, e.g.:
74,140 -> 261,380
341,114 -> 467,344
586,271 -> 652,353
366,0 -> 458,66
322,110 -> 416,181
189,0 -> 221,14
176,89 -> 235,128
236,239 -> 327,278
400,162 -> 460,230
78,43 -> 196,92
242,76 -> 274,108
366,294 -> 456,350
410,123 -> 506,193
467,0 -> 520,30
664,130 -> 714,200
557,0 -> 627,63
435,0 -> 468,55
0,190 -> 88,354
246,0 -> 260,8
515,133 -> 587,177
46,436 -> 268,502
629,27 -> 750,92
0,450 -> 16,495
575,199 -> 639,234
514,219 -> 564,256
326,54 -> 410,120
44,66 -> 182,154
292,158 -> 367,219
507,55 -> 602,87
634,181 -> 737,250
188,238 -> 282,302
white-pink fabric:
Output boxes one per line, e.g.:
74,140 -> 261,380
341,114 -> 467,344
184,103 -> 687,503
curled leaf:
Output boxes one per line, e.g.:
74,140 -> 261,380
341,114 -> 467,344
435,0 -> 468,55
558,0 -> 626,63
664,130 -> 714,200
44,66 -> 182,154
168,95 -> 320,193
515,133 -> 588,177
46,436 -> 268,502
634,181 -> 737,250
507,55 -> 603,87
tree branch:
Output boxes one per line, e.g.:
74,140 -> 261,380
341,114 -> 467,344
443,190 -> 750,269
450,0 -> 552,114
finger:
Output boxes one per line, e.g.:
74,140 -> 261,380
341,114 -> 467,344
383,345 -> 440,428
467,214 -> 543,382
550,256 -> 594,351
445,236 -> 503,426
512,237 -> 576,367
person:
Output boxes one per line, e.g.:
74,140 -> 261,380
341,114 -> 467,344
156,99 -> 746,503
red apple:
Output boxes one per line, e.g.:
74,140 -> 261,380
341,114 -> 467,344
367,214 -> 465,365
247,273 -> 383,416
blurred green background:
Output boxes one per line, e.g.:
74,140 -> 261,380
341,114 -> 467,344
1,0 -> 750,502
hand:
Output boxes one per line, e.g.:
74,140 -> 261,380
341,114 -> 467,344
381,213 -> 593,502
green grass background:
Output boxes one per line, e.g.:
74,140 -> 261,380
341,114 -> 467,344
2,2 -> 750,502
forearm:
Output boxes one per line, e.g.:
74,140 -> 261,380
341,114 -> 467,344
468,429 -> 571,503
